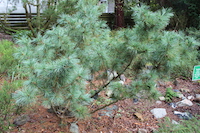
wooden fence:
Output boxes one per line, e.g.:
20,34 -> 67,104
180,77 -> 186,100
0,13 -> 134,31
0,13 -> 37,31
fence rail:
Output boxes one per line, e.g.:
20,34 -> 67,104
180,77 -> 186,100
0,13 -> 37,30
0,13 -> 133,31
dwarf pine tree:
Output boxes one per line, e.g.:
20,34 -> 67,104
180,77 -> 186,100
13,1 -> 199,120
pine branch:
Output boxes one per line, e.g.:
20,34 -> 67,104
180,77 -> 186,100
90,97 -> 125,114
90,52 -> 134,98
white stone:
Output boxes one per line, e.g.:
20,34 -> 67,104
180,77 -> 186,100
159,96 -> 165,101
176,99 -> 193,107
106,89 -> 113,97
150,108 -> 167,119
187,95 -> 194,100
107,70 -> 118,81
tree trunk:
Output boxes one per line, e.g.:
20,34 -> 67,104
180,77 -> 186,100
115,0 -> 124,29
37,0 -> 41,32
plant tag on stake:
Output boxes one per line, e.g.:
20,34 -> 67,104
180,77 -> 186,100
192,65 -> 200,81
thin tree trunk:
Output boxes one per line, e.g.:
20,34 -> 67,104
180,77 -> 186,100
115,0 -> 125,29
37,0 -> 41,32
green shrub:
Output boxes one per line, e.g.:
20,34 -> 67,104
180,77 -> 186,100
0,40 -> 18,74
156,116 -> 200,133
165,87 -> 177,102
0,80 -> 23,132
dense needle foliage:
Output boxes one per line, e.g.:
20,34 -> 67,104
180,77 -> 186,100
13,1 -> 200,119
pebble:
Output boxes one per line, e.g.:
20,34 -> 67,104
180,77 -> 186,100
70,123 -> 79,133
150,108 -> 167,119
176,99 -> 193,107
174,111 -> 193,120
159,96 -> 165,101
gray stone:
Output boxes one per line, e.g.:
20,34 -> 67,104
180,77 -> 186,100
172,120 -> 179,124
120,74 -> 126,82
174,111 -> 193,120
13,115 -> 30,126
169,103 -> 177,108
105,105 -> 118,111
138,128 -> 148,133
70,123 -> 79,133
98,110 -> 114,118
173,89 -> 180,92
150,108 -> 167,119
196,94 -> 200,99
156,101 -> 162,104
176,99 -> 193,107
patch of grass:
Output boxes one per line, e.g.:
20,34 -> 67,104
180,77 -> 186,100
165,87 -> 177,103
0,40 -> 18,75
0,80 -> 23,132
156,116 -> 200,133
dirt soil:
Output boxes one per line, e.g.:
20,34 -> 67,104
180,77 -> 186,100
7,78 -> 199,133
1,33 -> 200,133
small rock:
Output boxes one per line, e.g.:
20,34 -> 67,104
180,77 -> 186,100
195,94 -> 200,99
156,101 -> 162,104
134,112 -> 144,121
180,88 -> 190,93
187,95 -> 194,100
13,115 -> 30,126
174,111 -> 193,120
138,128 -> 148,133
150,108 -> 167,119
133,98 -> 139,103
159,96 -> 165,101
176,93 -> 185,99
176,99 -> 193,107
120,74 -> 126,82
105,105 -> 118,111
172,120 -> 179,124
173,89 -> 180,92
168,103 -> 177,108
99,110 -> 114,118
70,123 -> 79,133
107,70 -> 118,81
106,89 -> 113,97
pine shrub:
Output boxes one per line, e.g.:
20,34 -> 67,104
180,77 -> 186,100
12,1 -> 200,120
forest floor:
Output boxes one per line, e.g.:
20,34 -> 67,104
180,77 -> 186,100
6,78 -> 200,133
1,32 -> 200,133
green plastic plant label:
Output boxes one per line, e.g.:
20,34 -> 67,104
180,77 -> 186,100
192,65 -> 200,81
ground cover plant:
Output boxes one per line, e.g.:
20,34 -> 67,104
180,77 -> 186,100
0,40 -> 18,75
0,80 -> 23,132
12,0 -> 200,126
156,116 -> 200,133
